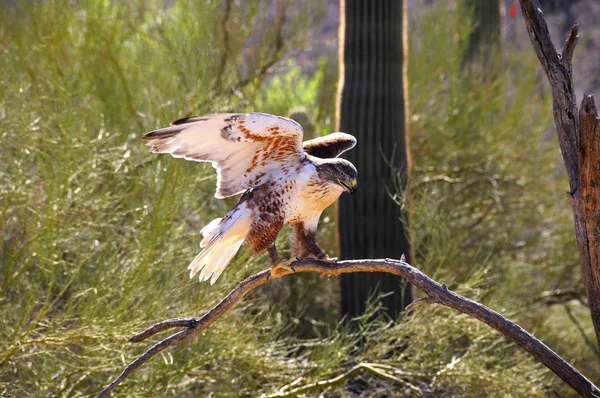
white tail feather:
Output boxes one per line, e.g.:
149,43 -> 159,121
200,217 -> 222,247
188,204 -> 252,285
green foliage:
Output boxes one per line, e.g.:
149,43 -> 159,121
254,58 -> 338,135
0,0 -> 597,397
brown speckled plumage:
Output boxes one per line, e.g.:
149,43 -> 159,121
142,112 -> 357,283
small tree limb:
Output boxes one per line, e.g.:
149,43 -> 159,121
96,258 -> 600,397
561,24 -> 579,65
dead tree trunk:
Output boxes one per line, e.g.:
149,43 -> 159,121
519,0 -> 600,348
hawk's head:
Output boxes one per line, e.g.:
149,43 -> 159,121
317,158 -> 358,195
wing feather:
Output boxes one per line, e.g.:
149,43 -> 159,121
142,113 -> 304,198
302,132 -> 356,158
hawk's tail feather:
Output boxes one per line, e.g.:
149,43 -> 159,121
200,217 -> 223,248
188,204 -> 253,285
188,235 -> 245,285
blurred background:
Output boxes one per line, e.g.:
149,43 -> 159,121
1,0 -> 599,396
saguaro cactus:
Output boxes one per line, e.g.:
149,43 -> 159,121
336,0 -> 412,318
462,0 -> 501,63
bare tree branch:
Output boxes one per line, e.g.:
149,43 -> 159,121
405,296 -> 435,310
518,0 -> 600,349
262,362 -> 425,398
524,287 -> 588,307
562,303 -> 600,362
561,24 -> 579,64
96,258 -> 600,397
519,1 -> 579,191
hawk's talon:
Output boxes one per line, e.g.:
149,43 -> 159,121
270,257 -> 297,276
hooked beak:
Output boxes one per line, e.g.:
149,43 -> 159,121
340,179 -> 357,195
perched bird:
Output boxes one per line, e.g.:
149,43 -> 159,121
142,112 -> 357,284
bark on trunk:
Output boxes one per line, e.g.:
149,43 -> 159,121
519,0 -> 600,348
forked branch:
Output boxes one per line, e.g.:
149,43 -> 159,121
96,258 -> 600,397
519,0 -> 600,349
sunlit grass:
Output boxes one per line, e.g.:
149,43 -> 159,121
0,0 -> 597,396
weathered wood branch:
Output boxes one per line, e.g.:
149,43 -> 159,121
519,0 -> 600,348
96,258 -> 600,397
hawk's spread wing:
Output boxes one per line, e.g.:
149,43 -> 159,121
142,113 -> 304,198
302,132 -> 356,158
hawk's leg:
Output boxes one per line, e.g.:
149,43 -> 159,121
267,242 -> 281,265
267,242 -> 296,276
294,224 -> 337,263
291,224 -> 311,259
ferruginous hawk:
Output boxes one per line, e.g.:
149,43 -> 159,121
142,112 -> 357,284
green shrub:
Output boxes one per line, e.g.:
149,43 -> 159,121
1,0 -> 596,396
